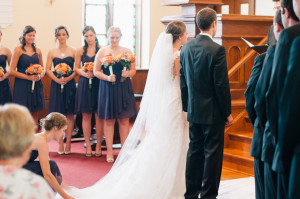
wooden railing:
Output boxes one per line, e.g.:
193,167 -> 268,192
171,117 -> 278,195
228,36 -> 268,79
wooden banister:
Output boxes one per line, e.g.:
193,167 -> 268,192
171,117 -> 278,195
228,36 -> 268,79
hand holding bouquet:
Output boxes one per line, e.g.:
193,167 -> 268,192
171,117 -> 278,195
54,63 -> 72,93
25,64 -> 43,93
117,53 -> 135,82
82,62 -> 94,88
102,54 -> 116,85
0,67 -> 4,77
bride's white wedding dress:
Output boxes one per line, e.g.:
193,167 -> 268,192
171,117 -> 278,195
56,32 -> 189,199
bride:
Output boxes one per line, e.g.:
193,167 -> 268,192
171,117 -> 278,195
56,21 -> 189,199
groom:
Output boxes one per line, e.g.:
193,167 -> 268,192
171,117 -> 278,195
180,8 -> 233,199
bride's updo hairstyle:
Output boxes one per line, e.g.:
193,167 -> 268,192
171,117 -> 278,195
107,26 -> 122,37
165,21 -> 186,43
40,112 -> 67,131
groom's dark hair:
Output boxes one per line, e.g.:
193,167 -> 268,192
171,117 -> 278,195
196,8 -> 217,31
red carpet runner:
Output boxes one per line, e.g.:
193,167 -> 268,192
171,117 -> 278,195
48,140 -> 119,188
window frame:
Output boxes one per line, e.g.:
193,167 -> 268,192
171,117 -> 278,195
83,0 -> 141,67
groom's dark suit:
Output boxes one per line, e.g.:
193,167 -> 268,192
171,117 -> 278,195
180,34 -> 231,199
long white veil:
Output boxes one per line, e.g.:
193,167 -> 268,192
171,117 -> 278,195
111,32 -> 174,167
56,32 -> 186,199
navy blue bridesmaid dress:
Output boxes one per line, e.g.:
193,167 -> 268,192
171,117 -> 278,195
12,53 -> 45,111
0,55 -> 12,104
97,61 -> 137,119
23,150 -> 62,185
74,55 -> 99,114
48,57 -> 76,115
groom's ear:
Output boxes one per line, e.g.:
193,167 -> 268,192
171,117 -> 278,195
211,20 -> 217,29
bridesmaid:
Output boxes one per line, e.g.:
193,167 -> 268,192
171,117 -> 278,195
46,26 -> 76,155
74,26 -> 104,157
23,112 -> 74,199
10,26 -> 45,124
94,27 -> 137,162
0,30 -> 12,104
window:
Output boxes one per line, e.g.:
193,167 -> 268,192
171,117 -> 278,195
0,0 -> 13,28
84,0 -> 139,60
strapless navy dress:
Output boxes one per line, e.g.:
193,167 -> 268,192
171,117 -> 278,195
48,57 -> 76,115
97,61 -> 137,119
23,150 -> 62,185
75,55 -> 99,114
12,53 -> 45,111
0,55 -> 12,104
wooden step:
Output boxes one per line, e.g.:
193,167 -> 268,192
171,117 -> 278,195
229,82 -> 247,89
230,88 -> 245,101
228,131 -> 252,144
231,100 -> 246,118
232,99 -> 245,107
223,148 -> 254,176
244,116 -> 251,123
226,131 -> 252,152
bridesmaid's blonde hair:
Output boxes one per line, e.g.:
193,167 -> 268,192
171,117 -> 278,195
107,26 -> 122,37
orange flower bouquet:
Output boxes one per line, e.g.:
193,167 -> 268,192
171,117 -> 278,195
82,62 -> 94,88
54,63 -> 72,93
101,54 -> 116,85
117,53 -> 135,82
0,67 -> 4,77
25,64 -> 43,93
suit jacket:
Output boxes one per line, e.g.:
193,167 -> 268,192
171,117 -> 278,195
244,53 -> 266,158
266,25 -> 276,46
245,53 -> 266,126
180,34 -> 231,124
266,23 -> 300,172
254,45 -> 276,163
274,37 -> 300,174
254,45 -> 276,162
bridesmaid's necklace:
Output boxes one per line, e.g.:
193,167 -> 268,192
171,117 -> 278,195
59,45 -> 67,58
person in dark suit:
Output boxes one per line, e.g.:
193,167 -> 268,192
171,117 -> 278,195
265,0 -> 300,197
180,8 -> 232,199
277,36 -> 300,199
245,52 -> 266,199
254,9 -> 284,199
266,0 -> 281,46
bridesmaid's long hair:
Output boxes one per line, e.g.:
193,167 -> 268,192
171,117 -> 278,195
19,25 -> 36,52
82,26 -> 100,56
165,21 -> 186,44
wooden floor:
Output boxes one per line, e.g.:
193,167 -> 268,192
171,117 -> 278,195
221,168 -> 250,181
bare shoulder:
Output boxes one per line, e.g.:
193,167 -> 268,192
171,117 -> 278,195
2,46 -> 12,55
35,47 -> 42,54
76,46 -> 84,54
32,134 -> 47,150
98,47 -> 110,57
13,46 -> 23,55
47,48 -> 56,56
68,45 -> 76,52
122,47 -> 132,54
